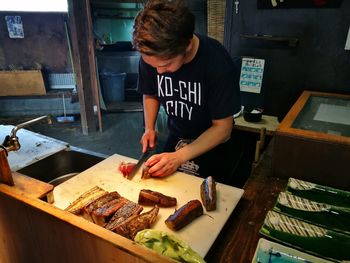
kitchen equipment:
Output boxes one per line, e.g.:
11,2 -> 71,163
127,150 -> 151,179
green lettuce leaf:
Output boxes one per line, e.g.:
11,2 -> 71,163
134,229 -> 206,263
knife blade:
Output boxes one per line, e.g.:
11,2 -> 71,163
127,150 -> 151,179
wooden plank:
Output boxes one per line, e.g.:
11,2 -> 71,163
234,114 -> 279,135
0,171 -> 54,200
67,0 -> 97,135
0,149 -> 14,186
84,0 -> 103,133
0,70 -> 46,96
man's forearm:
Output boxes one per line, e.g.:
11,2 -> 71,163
143,95 -> 160,131
176,116 -> 233,163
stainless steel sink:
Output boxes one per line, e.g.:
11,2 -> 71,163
17,147 -> 107,186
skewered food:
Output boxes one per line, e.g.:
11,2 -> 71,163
200,176 -> 217,211
138,189 -> 177,207
165,200 -> 203,231
65,186 -> 107,215
113,206 -> 160,240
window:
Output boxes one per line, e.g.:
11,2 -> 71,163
0,0 -> 68,12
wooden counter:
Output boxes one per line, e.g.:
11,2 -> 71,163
205,147 -> 287,262
0,147 -> 284,263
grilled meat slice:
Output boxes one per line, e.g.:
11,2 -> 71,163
141,165 -> 151,179
113,206 -> 159,240
165,200 -> 203,231
105,201 -> 143,231
200,176 -> 217,211
91,197 -> 129,226
138,189 -> 177,207
65,186 -> 107,215
82,191 -> 121,222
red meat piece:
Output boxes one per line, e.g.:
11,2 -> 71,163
118,162 -> 136,177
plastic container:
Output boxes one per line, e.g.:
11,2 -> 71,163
100,72 -> 126,102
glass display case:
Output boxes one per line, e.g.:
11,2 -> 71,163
272,91 -> 350,190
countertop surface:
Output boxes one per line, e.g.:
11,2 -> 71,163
0,125 -> 68,171
53,153 -> 244,258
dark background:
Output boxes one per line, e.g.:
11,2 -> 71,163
225,0 -> 350,120
1,1 -> 349,121
0,12 -> 70,73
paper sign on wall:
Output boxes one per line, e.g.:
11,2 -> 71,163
239,58 -> 265,94
5,16 -> 24,39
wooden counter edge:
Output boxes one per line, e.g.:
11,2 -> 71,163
0,185 -> 175,263
206,159 -> 287,262
1,171 -> 54,201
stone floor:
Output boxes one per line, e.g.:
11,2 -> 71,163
0,112 -> 146,159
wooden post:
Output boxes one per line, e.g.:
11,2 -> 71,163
67,0 -> 103,134
0,149 -> 14,186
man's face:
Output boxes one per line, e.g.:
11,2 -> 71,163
141,53 -> 186,74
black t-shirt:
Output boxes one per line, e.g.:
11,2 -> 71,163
137,34 -> 241,140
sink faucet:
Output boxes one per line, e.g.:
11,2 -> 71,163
1,115 -> 52,153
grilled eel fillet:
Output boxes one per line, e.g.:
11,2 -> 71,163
92,197 -> 130,226
105,201 -> 143,230
200,176 -> 217,211
113,206 -> 159,240
138,189 -> 177,207
165,200 -> 203,231
65,186 -> 107,215
81,191 -> 132,226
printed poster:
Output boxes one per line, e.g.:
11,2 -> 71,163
5,16 -> 24,38
239,57 -> 265,94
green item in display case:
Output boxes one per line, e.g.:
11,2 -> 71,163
285,178 -> 350,208
274,191 -> 350,234
260,210 -> 350,262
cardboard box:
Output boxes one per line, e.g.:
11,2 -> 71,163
0,70 -> 46,96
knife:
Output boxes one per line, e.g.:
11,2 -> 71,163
127,150 -> 151,180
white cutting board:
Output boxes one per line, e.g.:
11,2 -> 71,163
0,125 -> 68,171
53,154 -> 244,257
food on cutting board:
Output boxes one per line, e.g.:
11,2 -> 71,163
118,161 -> 136,177
165,200 -> 204,231
138,189 -> 177,207
135,229 -> 205,263
113,206 -> 159,240
65,186 -> 107,214
82,192 -> 129,226
65,186 -> 159,240
105,201 -> 144,231
141,165 -> 152,179
200,176 -> 217,211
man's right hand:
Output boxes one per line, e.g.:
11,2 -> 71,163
140,129 -> 157,153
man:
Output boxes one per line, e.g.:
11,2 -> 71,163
132,0 -> 241,183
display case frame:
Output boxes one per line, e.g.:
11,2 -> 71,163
272,90 -> 350,190
277,90 -> 350,144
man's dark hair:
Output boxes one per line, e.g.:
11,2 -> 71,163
132,0 -> 195,59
